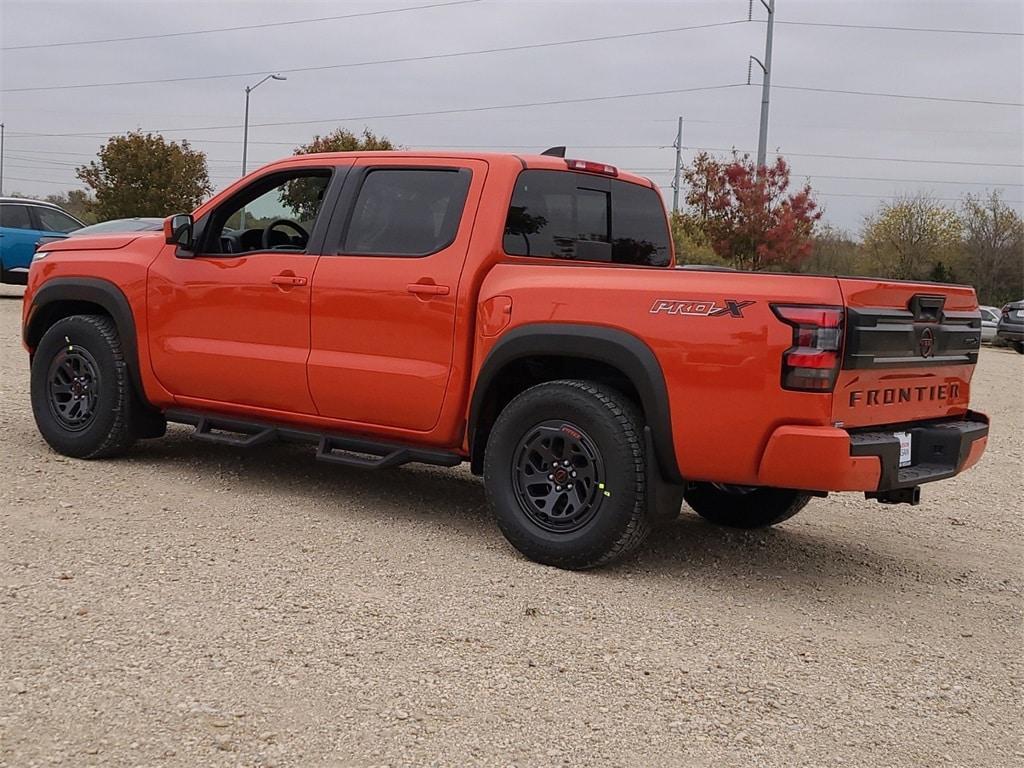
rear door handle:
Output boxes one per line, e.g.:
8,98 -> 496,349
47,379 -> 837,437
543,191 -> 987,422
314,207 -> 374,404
407,283 -> 450,296
271,274 -> 307,287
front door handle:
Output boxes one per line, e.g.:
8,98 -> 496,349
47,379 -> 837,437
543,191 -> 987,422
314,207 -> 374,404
407,283 -> 450,297
271,274 -> 307,287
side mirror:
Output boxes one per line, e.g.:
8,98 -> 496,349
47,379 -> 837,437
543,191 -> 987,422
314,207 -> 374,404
164,214 -> 194,250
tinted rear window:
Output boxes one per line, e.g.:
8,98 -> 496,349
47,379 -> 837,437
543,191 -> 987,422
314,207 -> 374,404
0,204 -> 33,230
34,206 -> 82,234
503,170 -> 670,266
343,168 -> 471,256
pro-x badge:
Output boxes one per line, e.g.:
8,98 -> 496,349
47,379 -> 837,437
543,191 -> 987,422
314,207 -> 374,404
649,299 -> 755,318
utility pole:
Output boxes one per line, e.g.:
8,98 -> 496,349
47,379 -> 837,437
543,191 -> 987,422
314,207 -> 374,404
0,122 -> 5,197
671,116 -> 683,213
749,0 -> 776,172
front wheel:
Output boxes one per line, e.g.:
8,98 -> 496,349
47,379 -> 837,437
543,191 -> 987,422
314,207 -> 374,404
30,314 -> 141,459
1012,341 -> 1024,354
483,380 -> 652,570
684,483 -> 811,529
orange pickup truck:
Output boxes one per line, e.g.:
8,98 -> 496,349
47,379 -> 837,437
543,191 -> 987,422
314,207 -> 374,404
22,150 -> 988,569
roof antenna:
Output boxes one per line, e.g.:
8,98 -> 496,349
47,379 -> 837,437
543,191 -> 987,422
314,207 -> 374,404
540,146 -> 566,157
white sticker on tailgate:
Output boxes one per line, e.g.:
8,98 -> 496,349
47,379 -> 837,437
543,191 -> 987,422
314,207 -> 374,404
895,431 -> 912,467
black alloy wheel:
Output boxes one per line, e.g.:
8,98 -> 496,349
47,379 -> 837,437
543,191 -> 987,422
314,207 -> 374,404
45,345 -> 101,432
484,379 -> 653,570
31,314 -> 144,459
511,419 -> 606,534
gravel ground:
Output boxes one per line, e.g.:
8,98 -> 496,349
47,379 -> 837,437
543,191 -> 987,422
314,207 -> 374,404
0,283 -> 1021,768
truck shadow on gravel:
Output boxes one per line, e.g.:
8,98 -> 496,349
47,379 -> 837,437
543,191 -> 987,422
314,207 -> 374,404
130,427 -> 951,591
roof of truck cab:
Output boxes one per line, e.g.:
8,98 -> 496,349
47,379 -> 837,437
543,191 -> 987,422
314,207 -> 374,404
259,150 -> 656,189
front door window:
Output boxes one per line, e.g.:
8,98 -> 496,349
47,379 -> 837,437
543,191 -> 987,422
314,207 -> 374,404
199,170 -> 331,255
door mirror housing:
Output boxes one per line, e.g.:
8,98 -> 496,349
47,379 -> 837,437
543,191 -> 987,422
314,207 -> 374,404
164,214 -> 194,250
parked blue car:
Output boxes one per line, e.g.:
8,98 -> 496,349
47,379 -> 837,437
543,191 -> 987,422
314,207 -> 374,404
0,197 -> 84,284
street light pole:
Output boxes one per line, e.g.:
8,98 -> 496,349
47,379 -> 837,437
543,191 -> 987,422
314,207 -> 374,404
242,73 -> 286,177
242,91 -> 250,178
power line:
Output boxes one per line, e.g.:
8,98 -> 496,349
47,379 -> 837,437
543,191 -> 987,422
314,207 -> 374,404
778,150 -> 1023,168
0,0 -> 483,52
772,20 -> 1024,37
649,168 -> 1023,187
7,152 -> 1022,188
1,20 -> 746,94
10,110 -> 1023,146
16,80 -> 1016,139
648,147 -> 1024,168
7,9 -> 1013,53
7,143 -> 1020,174
815,191 -> 1024,203
1,174 -> 79,186
803,174 -> 1024,188
655,184 -> 1024,205
0,83 -> 751,136
773,84 -> 1023,108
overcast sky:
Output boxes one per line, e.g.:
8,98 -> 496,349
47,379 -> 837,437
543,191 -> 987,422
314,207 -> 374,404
1,0 -> 1022,233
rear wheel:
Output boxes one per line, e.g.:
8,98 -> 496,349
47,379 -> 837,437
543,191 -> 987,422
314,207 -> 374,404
30,314 -> 141,458
684,483 -> 811,529
484,380 -> 651,570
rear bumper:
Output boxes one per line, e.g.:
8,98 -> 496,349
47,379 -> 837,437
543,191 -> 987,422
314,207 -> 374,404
757,411 -> 989,492
996,327 -> 1024,342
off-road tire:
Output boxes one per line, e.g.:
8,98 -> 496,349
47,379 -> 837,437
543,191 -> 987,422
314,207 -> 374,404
484,380 -> 651,570
30,314 -> 140,459
684,483 -> 811,529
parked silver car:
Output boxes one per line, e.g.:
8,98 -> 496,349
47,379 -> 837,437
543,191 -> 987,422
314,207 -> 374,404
980,306 -> 1001,343
67,217 -> 163,236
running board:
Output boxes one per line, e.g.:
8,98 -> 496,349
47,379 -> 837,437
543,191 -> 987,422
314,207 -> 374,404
165,409 -> 462,470
192,414 -> 277,448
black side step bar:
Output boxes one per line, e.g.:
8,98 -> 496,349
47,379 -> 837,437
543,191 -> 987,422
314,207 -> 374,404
165,409 -> 462,471
192,414 -> 277,448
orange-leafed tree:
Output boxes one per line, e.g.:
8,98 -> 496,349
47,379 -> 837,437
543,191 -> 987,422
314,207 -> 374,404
682,152 -> 821,271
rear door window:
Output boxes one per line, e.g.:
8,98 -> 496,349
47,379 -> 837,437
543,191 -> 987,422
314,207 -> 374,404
504,170 -> 670,266
341,168 -> 472,256
0,204 -> 33,230
32,207 -> 82,234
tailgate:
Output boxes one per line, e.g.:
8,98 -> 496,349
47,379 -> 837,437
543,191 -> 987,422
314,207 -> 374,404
833,278 -> 981,428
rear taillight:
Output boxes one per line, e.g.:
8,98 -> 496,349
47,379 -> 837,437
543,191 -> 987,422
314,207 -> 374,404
772,305 -> 845,392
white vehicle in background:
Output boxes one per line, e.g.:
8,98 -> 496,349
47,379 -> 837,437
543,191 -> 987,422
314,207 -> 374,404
979,306 -> 1001,344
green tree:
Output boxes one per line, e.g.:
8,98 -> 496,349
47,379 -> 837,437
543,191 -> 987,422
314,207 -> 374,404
801,224 -> 865,275
669,210 -> 725,266
76,132 -> 212,220
959,190 -> 1024,305
861,195 -> 961,281
294,127 -> 395,155
43,190 -> 98,224
281,128 -> 395,220
681,152 -> 821,271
